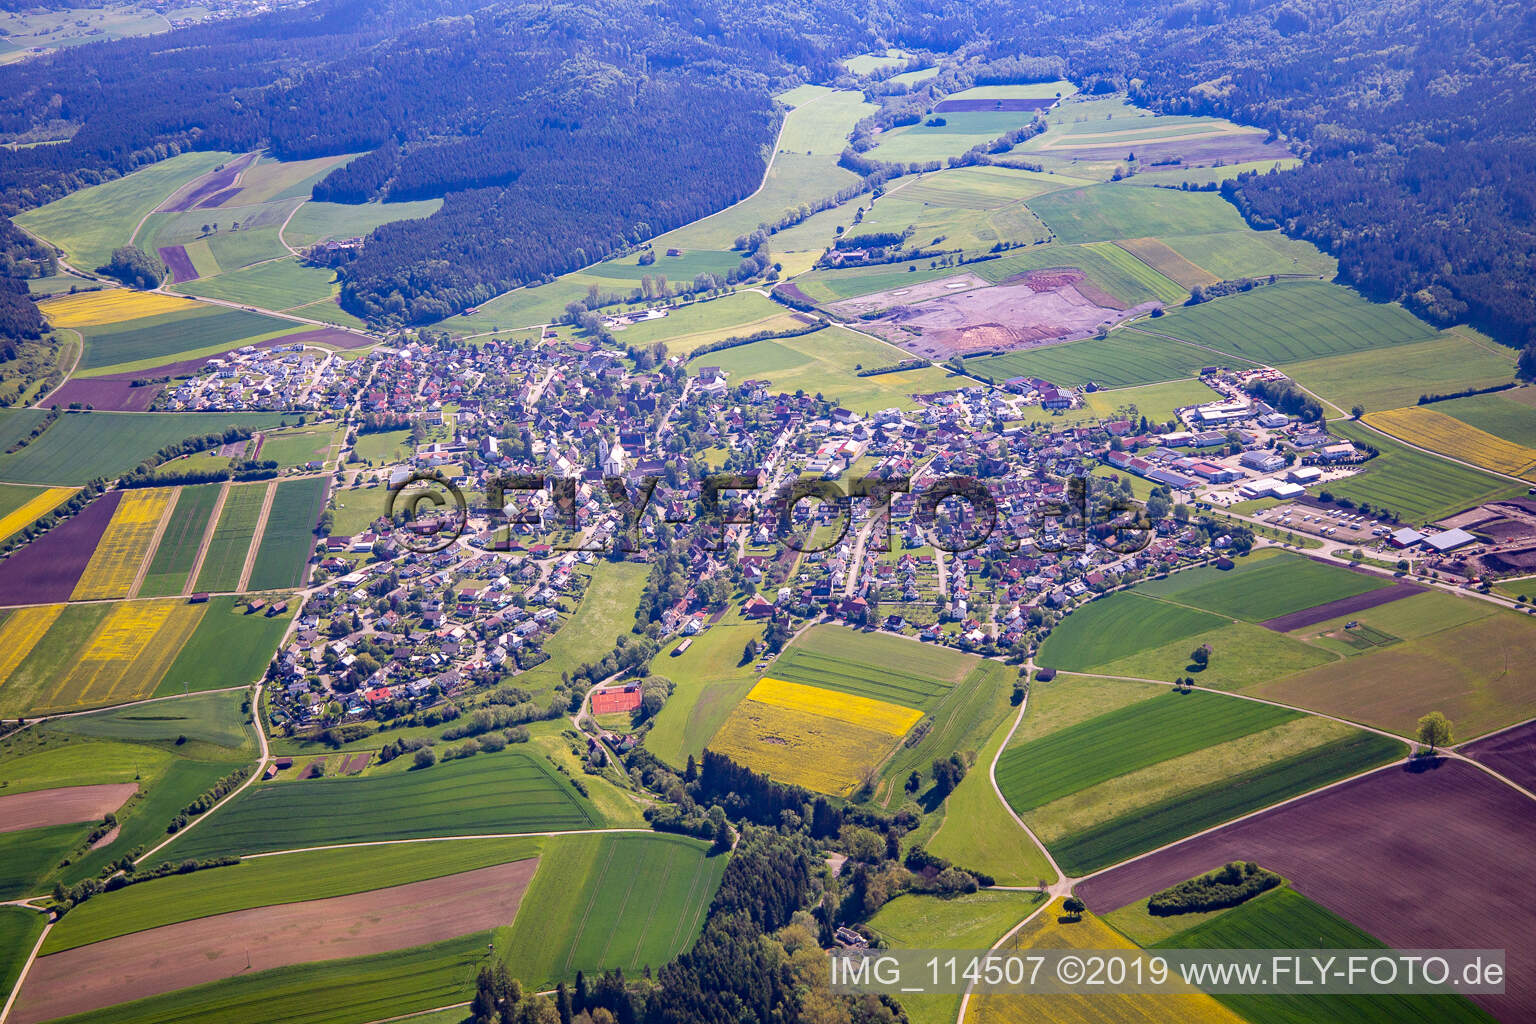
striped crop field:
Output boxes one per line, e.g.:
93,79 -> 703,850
1114,237 -> 1219,289
194,482 -> 268,593
747,676 -> 923,735
1363,406 -> 1536,482
71,488 -> 174,600
0,604 -> 64,689
0,487 -> 76,542
708,677 -> 924,796
37,290 -> 194,328
35,600 -> 206,713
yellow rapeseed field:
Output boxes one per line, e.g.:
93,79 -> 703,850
0,604 -> 65,689
747,677 -> 924,736
37,289 -> 193,328
970,900 -> 1248,1024
709,698 -> 901,797
71,489 -> 174,601
1365,406 -> 1536,482
0,487 -> 75,542
36,600 -> 204,712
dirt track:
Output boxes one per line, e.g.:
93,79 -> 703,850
11,857 -> 539,1024
1078,761 -> 1536,1021
0,783 -> 138,834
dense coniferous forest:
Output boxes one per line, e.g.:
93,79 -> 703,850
0,0 -> 1533,342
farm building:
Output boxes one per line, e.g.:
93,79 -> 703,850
1425,528 -> 1477,553
591,684 -> 642,716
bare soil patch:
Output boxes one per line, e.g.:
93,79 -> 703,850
156,245 -> 198,285
49,375 -> 163,412
159,153 -> 258,213
839,270 -> 1146,359
827,272 -> 990,317
1460,720 -> 1536,793
1262,580 -> 1424,632
284,326 -> 372,350
1078,760 -> 1536,1021
0,783 -> 138,834
12,857 -> 540,1024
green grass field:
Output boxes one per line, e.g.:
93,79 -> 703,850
1088,620 -> 1335,690
258,425 -> 339,469
155,595 -> 295,696
1139,552 -> 1391,623
1321,419 -> 1526,524
45,837 -> 543,953
1147,281 -> 1438,365
1079,378 -> 1221,425
1278,330 -> 1516,415
694,325 -> 955,412
15,151 -> 233,273
869,103 -> 1069,164
997,690 -> 1300,811
44,930 -> 489,1024
246,476 -> 326,590
1160,229 -> 1337,280
608,291 -> 784,350
281,199 -> 444,247
972,329 -> 1229,388
583,249 -> 745,285
873,659 -> 1013,810
0,411 -> 287,486
0,822 -> 89,899
1154,887 -> 1492,1024
1037,591 -> 1228,671
767,627 -> 969,712
157,750 -> 597,860
1052,730 -> 1403,875
138,484 -> 221,597
0,906 -> 45,1009
1431,387 -> 1536,448
192,482 -> 267,592
511,560 -> 650,695
176,257 -> 339,310
76,305 -> 296,372
867,889 -> 1047,1024
927,709 -> 1059,886
54,689 -> 254,756
647,614 -> 761,767
498,832 -> 725,988
1026,184 -> 1249,244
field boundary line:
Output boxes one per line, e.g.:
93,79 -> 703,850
954,893 -> 1053,1024
126,485 -> 180,600
234,478 -> 278,593
358,1003 -> 472,1024
0,915 -> 50,1024
183,479 -> 229,596
237,828 -> 657,861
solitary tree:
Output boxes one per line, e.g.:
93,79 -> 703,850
1191,646 -> 1210,669
1416,711 -> 1453,753
1062,896 -> 1086,919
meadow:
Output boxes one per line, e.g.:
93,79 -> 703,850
76,305 -> 298,372
0,907 -> 45,1010
996,690 -> 1300,811
1087,620 -> 1335,690
54,689 -> 254,756
193,481 -> 268,593
246,476 -> 326,590
37,930 -> 488,1024
510,561 -> 650,694
1047,730 -> 1403,874
138,484 -> 221,597
767,629 -> 964,711
0,823 -> 89,899
1026,183 -> 1249,245
155,595 -> 296,696
0,410 -> 287,486
281,198 -> 444,247
14,151 -> 233,273
1153,886 -> 1492,1024
867,889 -> 1046,1024
868,89 -> 1071,164
1252,604 -> 1536,740
1079,378 -> 1220,425
259,425 -> 340,468
158,749 -> 597,860
646,614 -> 761,767
971,329 -> 1225,388
0,484 -> 74,542
1036,591 -> 1227,671
854,179 -> 1053,253
1279,329 -> 1516,415
692,325 -> 955,412
176,257 -> 339,310
1147,281 -> 1438,365
1432,386 -> 1536,448
498,832 -> 725,988
609,291 -> 785,352
872,660 -> 1013,810
70,487 -> 173,600
1363,406 -> 1536,481
1321,419 -> 1526,524
46,837 -> 543,953
1137,552 -> 1391,623
1159,229 -> 1337,280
